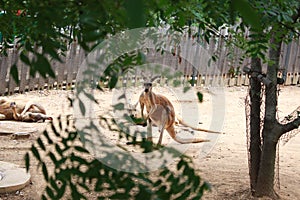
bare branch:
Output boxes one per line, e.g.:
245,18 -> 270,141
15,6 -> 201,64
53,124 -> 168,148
280,116 -> 300,137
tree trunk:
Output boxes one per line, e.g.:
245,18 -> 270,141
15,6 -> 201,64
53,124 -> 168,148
250,32 -> 300,198
255,134 -> 278,197
253,32 -> 282,198
249,57 -> 262,194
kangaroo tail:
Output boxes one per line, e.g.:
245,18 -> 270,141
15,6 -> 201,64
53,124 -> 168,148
173,137 -> 210,144
166,126 -> 210,144
177,118 -> 224,134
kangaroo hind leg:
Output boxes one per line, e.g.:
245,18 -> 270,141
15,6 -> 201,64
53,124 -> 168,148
21,102 -> 46,116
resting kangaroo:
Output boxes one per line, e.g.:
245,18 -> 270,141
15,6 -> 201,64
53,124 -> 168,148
0,98 -> 52,122
139,82 -> 219,145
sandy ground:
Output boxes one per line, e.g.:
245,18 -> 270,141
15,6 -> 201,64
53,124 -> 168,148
0,85 -> 299,199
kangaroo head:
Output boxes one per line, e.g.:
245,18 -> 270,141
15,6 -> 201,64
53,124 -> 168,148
144,82 -> 153,93
10,102 -> 17,108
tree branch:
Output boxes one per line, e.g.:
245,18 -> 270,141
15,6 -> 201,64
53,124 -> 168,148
280,116 -> 300,137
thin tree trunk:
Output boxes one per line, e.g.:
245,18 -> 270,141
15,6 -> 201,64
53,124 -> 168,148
249,57 -> 262,194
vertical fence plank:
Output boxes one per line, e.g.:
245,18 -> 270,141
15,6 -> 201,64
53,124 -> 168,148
57,54 -> 66,89
292,72 -> 299,85
48,60 -> 58,89
66,43 -> 77,88
285,72 -> 292,85
18,58 -> 29,93
0,53 -> 9,95
8,48 -> 19,94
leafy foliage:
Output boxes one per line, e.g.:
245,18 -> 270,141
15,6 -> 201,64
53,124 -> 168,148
0,0 -> 259,81
26,116 -> 210,199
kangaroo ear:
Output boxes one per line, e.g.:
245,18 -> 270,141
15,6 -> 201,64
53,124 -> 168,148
150,75 -> 160,82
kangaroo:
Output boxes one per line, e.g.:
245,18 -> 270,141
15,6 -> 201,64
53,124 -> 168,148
132,85 -> 222,133
0,98 -> 52,122
141,82 -> 215,145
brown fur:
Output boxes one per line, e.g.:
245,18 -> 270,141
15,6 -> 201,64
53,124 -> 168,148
135,86 -> 223,134
140,83 -> 211,145
0,98 -> 52,122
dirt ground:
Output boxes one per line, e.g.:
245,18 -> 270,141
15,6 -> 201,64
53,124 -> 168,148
0,85 -> 299,199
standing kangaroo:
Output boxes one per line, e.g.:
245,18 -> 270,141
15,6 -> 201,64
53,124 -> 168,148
141,82 -> 214,145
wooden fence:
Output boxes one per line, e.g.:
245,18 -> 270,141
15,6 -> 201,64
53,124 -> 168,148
0,36 -> 300,96
0,43 -> 85,95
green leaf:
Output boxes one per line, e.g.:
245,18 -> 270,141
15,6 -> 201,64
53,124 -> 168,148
118,93 -> 126,100
43,130 -> 53,144
84,30 -> 104,42
153,179 -> 162,187
191,194 -> 203,200
79,99 -> 86,116
159,169 -> 169,177
58,115 -> 62,130
174,189 -> 191,200
110,192 -> 131,199
49,178 -> 59,191
74,146 -> 89,153
46,47 -> 63,62
46,186 -> 55,199
176,183 -> 186,194
156,185 -> 170,199
231,0 -> 262,30
55,144 -> 63,156
70,182 -> 87,200
108,75 -> 118,89
173,79 -> 181,87
197,92 -> 203,103
20,52 -> 31,66
41,194 -> 47,200
37,138 -> 46,151
24,152 -> 30,172
51,123 -> 60,137
31,145 -> 41,161
48,152 -> 57,164
42,162 -> 49,182
56,180 -> 66,199
192,176 -> 200,192
198,182 -> 211,195
25,41 -> 33,52
135,185 -> 152,199
10,64 -> 19,84
212,55 -> 217,62
113,103 -> 124,111
78,182 -> 90,192
183,86 -> 190,93
125,0 -> 145,28
70,154 -> 89,165
177,159 -> 184,170
83,90 -> 98,104
35,54 -> 55,78
56,157 -> 68,168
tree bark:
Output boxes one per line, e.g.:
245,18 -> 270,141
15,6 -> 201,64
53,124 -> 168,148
252,31 -> 300,198
254,32 -> 282,197
255,134 -> 278,197
249,57 -> 262,194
